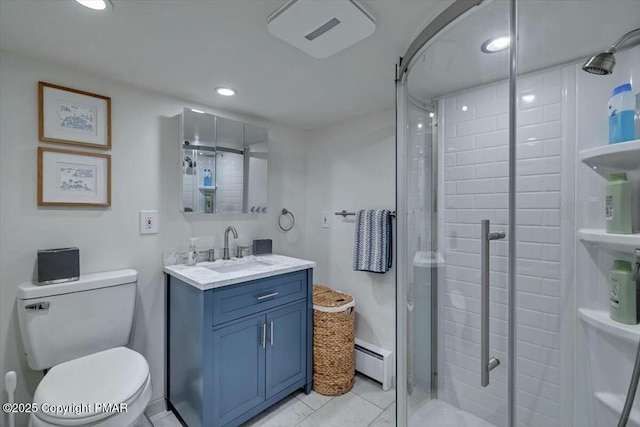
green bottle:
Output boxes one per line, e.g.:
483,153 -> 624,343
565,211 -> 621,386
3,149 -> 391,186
609,260 -> 637,325
605,172 -> 632,234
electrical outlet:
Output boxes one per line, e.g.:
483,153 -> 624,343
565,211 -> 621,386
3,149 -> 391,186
321,211 -> 330,229
140,210 -> 158,234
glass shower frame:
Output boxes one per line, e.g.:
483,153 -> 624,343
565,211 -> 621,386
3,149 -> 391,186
396,0 -> 516,425
397,1 -> 639,426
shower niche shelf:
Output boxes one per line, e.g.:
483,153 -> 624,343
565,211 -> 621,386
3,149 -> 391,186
578,229 -> 640,252
578,308 -> 640,342
579,139 -> 640,172
595,392 -> 640,427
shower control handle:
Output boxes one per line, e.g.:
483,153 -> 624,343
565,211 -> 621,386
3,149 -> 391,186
481,220 -> 505,387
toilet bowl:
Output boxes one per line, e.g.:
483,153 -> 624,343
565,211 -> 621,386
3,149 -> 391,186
17,270 -> 151,427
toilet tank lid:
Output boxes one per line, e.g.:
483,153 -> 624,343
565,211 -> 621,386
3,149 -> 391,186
18,269 -> 137,300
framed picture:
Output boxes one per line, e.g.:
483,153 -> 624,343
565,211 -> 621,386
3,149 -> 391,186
38,147 -> 111,207
39,82 -> 111,149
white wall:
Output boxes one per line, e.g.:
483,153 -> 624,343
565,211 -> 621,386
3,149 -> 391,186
0,49 -> 309,427
304,110 -> 396,359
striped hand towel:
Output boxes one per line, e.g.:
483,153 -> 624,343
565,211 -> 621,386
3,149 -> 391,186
353,209 -> 392,273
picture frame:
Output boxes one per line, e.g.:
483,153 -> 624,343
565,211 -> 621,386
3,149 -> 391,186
39,82 -> 111,149
38,147 -> 111,207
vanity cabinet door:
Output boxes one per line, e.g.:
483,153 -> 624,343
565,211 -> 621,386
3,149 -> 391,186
265,301 -> 307,399
212,312 -> 266,426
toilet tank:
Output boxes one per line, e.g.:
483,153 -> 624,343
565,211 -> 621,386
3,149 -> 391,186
17,269 -> 137,370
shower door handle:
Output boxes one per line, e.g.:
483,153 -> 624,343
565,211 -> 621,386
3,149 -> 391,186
481,220 -> 505,387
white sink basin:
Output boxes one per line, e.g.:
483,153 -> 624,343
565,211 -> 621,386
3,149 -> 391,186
163,254 -> 316,290
206,260 -> 273,274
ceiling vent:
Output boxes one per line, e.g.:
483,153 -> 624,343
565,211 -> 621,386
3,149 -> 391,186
267,0 -> 376,59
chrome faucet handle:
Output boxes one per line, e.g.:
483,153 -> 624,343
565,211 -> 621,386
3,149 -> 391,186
195,249 -> 216,262
236,246 -> 250,258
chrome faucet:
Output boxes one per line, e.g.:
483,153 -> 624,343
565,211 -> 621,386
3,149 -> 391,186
223,226 -> 238,260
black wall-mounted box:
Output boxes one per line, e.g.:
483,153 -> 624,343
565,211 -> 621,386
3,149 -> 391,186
252,239 -> 272,255
37,247 -> 80,285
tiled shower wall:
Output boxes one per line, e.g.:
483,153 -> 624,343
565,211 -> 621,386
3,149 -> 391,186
438,67 -> 571,427
215,151 -> 244,212
182,172 -> 195,211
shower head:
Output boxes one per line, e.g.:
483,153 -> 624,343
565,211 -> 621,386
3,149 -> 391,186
582,28 -> 640,75
582,52 -> 616,75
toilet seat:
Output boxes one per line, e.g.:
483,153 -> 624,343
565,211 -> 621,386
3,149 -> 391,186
31,347 -> 150,427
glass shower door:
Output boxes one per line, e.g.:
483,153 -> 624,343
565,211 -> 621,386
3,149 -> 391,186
402,97 -> 437,417
397,1 -> 512,426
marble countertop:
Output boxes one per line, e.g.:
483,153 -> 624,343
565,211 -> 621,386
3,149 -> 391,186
163,254 -> 315,290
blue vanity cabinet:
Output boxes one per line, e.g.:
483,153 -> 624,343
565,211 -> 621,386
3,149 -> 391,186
166,268 -> 313,427
265,301 -> 307,399
212,301 -> 307,425
212,312 -> 267,425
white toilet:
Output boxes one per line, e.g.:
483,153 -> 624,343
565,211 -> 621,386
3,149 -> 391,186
17,269 -> 152,427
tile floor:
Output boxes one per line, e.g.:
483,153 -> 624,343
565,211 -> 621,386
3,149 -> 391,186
149,374 -> 396,427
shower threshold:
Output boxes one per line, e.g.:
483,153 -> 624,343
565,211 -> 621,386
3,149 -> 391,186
409,400 -> 497,427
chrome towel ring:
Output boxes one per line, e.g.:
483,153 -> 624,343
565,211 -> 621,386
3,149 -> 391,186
278,208 -> 295,232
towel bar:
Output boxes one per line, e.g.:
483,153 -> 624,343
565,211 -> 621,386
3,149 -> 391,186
334,210 -> 396,218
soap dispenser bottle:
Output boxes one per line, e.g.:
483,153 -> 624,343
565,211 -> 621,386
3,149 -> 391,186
187,238 -> 198,266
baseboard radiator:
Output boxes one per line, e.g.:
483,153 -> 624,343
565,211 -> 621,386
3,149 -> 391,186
354,338 -> 393,391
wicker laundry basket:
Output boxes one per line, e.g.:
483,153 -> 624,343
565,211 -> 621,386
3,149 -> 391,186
312,284 -> 356,396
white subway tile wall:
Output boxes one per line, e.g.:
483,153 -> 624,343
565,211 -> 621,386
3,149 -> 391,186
215,152 -> 244,212
182,173 -> 194,211
439,68 -> 565,427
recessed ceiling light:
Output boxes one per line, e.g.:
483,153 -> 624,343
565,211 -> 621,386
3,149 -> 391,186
481,35 -> 510,53
461,105 -> 468,111
418,123 -> 423,129
429,112 -> 435,118
75,0 -> 112,11
215,87 -> 237,97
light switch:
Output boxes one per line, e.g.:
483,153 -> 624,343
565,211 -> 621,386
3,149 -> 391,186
321,211 -> 330,229
140,210 -> 158,234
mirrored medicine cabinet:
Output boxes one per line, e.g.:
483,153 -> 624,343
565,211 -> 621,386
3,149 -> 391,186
181,108 -> 268,214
